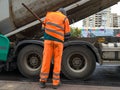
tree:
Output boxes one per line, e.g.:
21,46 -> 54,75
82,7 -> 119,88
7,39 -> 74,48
70,27 -> 81,38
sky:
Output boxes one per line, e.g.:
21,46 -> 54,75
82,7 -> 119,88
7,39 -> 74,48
111,2 -> 120,15
72,2 -> 120,28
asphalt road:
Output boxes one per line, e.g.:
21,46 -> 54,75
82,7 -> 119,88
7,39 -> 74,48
0,65 -> 120,87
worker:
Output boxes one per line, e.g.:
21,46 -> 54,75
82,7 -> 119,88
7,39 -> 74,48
39,8 -> 70,89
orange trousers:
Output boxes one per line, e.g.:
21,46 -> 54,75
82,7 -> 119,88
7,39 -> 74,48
40,40 -> 63,85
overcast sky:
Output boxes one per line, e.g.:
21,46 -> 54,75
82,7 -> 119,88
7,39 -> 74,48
111,2 -> 120,15
72,2 -> 120,28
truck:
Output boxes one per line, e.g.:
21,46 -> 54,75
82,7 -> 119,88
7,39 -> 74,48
0,0 -> 120,80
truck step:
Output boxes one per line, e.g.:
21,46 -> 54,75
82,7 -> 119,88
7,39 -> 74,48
102,61 -> 120,66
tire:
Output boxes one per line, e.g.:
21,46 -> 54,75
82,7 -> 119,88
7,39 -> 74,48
62,46 -> 96,80
17,45 -> 43,78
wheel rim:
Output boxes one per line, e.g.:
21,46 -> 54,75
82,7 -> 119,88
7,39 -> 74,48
67,52 -> 87,72
25,52 -> 41,70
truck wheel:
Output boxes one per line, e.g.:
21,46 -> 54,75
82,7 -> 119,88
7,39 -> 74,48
62,46 -> 96,80
17,45 -> 43,78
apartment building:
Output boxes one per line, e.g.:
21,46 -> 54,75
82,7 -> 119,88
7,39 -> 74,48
83,8 -> 120,28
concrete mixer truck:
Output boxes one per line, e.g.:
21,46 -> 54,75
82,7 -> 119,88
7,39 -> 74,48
1,0 -> 120,80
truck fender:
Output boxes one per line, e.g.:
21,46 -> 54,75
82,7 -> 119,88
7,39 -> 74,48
13,40 -> 44,58
64,40 -> 102,64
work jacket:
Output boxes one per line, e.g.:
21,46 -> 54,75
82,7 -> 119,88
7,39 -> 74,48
43,11 -> 70,42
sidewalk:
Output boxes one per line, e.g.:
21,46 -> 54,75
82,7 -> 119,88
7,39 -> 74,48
0,80 -> 120,90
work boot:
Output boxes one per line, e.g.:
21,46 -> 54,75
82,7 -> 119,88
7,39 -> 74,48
52,83 -> 61,89
39,82 -> 46,88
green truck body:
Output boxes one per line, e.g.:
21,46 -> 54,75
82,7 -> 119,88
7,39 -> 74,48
0,34 -> 9,61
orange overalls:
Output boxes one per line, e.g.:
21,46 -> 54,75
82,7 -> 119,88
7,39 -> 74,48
40,11 -> 70,86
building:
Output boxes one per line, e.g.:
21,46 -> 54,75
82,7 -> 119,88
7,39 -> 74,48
118,16 -> 120,27
111,13 -> 118,27
83,8 -> 119,28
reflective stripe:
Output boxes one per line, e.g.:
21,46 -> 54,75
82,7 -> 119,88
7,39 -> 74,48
65,32 -> 70,36
45,28 -> 64,37
53,72 -> 60,76
46,22 -> 64,30
41,78 -> 47,81
53,78 -> 60,80
40,73 -> 49,76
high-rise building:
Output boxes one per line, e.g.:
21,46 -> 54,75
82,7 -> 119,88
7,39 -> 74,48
111,13 -> 118,27
83,8 -> 119,28
118,16 -> 120,27
101,8 -> 111,27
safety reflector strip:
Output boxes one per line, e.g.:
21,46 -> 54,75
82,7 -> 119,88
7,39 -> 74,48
40,78 -> 47,81
45,28 -> 64,37
53,73 -> 60,76
40,73 -> 49,76
46,22 -> 64,30
53,78 -> 60,80
65,32 -> 70,36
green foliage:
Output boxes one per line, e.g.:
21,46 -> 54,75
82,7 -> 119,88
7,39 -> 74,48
70,27 -> 81,37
